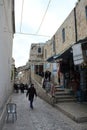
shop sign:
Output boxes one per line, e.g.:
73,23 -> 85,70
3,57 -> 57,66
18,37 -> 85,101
52,63 -> 57,75
72,43 -> 84,65
31,64 -> 34,70
44,63 -> 50,69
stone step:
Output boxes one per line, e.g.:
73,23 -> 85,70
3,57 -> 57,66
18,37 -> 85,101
55,87 -> 64,91
54,89 -> 76,103
55,91 -> 71,95
56,98 -> 76,103
54,95 -> 75,99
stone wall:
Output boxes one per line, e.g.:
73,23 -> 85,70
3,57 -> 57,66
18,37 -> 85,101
55,9 -> 76,54
32,78 -> 54,105
0,0 -> 15,129
76,0 -> 87,40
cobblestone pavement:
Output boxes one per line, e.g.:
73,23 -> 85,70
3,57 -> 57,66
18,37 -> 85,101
2,93 -> 87,130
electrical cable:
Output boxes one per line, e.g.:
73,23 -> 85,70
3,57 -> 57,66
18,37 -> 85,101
16,32 -> 50,37
20,0 -> 24,32
36,0 -> 52,34
3,0 -> 51,38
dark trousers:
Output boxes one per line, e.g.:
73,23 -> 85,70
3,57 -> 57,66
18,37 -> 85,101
30,98 -> 33,109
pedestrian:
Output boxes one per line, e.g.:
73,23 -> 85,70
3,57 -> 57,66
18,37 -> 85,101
26,84 -> 37,109
45,79 -> 51,93
50,82 -> 55,97
20,83 -> 25,93
45,70 -> 49,80
48,71 -> 51,81
13,83 -> 19,93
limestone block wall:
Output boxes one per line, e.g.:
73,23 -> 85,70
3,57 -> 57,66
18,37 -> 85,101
44,40 -> 51,60
76,0 -> 87,40
30,43 -> 44,61
32,78 -> 54,105
55,9 -> 76,54
0,0 -> 13,109
44,39 -> 56,60
0,0 -> 14,129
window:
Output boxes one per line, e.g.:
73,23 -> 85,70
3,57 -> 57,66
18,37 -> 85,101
52,35 -> 55,52
45,49 -> 47,58
38,47 -> 41,53
62,28 -> 65,43
85,6 -> 87,20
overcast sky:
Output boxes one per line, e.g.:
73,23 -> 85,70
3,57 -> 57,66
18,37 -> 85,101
13,0 -> 77,67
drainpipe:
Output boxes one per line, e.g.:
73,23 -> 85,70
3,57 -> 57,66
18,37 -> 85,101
74,7 -> 77,43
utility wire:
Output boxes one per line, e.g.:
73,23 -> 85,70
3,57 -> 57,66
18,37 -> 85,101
16,32 -> 51,37
20,0 -> 24,32
4,31 -> 51,37
36,0 -> 52,34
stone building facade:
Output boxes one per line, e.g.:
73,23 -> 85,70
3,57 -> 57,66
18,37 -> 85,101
29,43 -> 45,82
76,0 -> 87,40
15,63 -> 31,85
45,0 -> 87,99
29,0 -> 87,100
0,0 -> 15,129
55,9 -> 76,54
45,0 -> 87,60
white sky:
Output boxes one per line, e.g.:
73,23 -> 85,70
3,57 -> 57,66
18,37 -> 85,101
13,0 -> 77,67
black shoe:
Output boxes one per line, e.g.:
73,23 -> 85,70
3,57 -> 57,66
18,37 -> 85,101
30,106 -> 33,109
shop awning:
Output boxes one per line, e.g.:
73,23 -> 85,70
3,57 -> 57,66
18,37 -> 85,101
47,46 -> 73,63
54,46 -> 73,60
47,55 -> 55,62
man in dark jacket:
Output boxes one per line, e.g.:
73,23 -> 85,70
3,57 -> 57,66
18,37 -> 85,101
26,84 -> 37,109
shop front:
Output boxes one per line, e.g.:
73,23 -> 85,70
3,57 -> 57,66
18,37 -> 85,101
55,47 -> 74,90
72,40 -> 87,102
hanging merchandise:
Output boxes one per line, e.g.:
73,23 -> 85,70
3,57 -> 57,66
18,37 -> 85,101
72,43 -> 84,65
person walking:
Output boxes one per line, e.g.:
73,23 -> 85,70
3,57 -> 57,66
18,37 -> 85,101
26,84 -> 37,109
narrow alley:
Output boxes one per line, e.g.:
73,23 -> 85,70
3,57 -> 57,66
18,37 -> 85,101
2,92 -> 87,130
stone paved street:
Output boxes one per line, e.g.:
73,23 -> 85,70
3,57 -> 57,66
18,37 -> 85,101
2,93 -> 87,130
